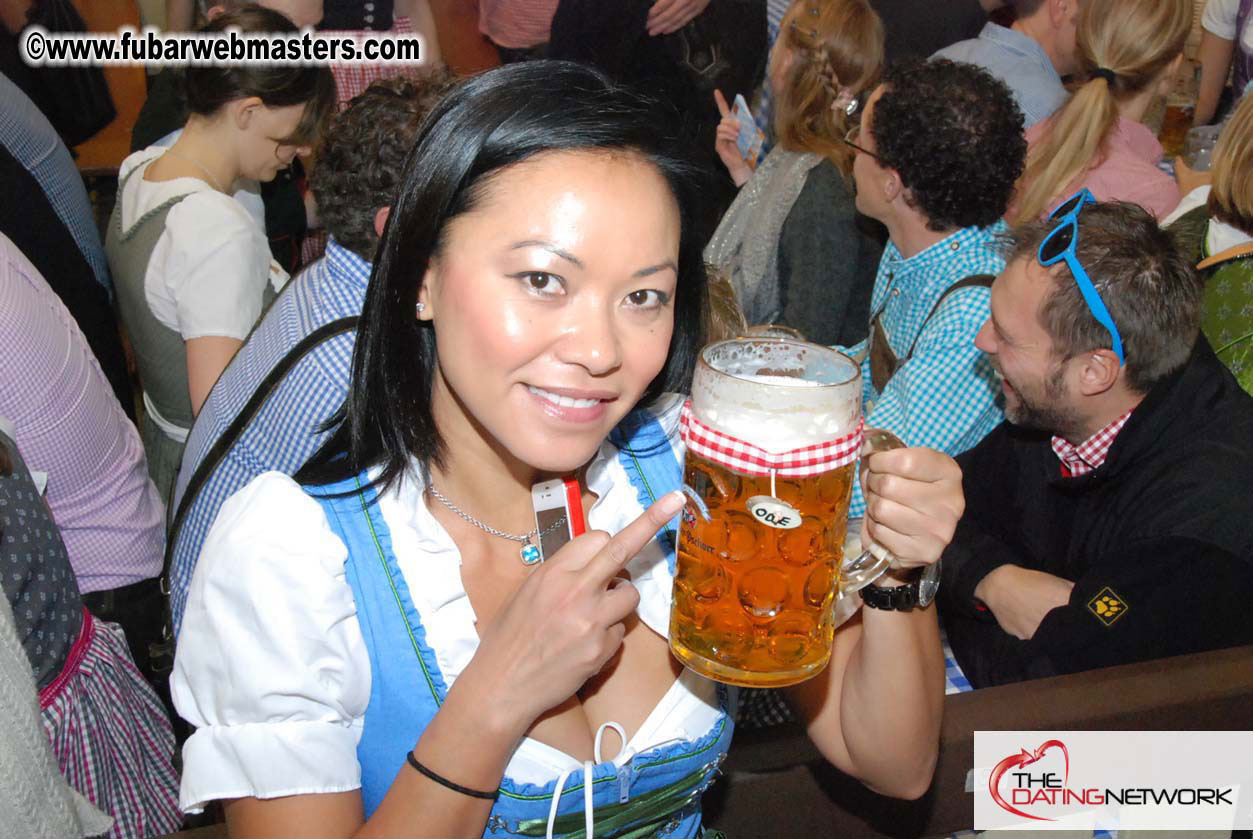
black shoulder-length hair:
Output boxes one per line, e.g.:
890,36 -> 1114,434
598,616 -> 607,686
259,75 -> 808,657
297,60 -> 710,493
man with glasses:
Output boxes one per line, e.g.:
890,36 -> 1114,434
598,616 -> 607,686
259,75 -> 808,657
939,197 -> 1253,688
835,57 -> 1024,522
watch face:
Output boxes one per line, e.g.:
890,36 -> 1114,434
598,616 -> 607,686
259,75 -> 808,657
918,560 -> 941,608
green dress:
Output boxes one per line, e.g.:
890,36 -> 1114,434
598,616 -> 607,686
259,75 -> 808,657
1169,206 -> 1253,395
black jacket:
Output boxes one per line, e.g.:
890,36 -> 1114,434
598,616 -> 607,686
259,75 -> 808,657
939,338 -> 1253,687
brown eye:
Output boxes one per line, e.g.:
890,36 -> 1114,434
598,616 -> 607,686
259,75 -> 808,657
625,289 -> 668,308
511,272 -> 564,295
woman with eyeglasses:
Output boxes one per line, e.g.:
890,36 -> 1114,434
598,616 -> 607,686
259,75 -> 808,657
106,6 -> 335,503
1009,0 -> 1191,224
705,0 -> 885,347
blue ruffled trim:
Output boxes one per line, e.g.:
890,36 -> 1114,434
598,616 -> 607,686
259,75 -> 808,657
609,405 -> 684,574
307,475 -> 450,705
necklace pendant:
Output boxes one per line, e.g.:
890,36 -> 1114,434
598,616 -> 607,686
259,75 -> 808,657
520,542 -> 543,566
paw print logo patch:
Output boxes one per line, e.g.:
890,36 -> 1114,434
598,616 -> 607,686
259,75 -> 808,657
1087,587 -> 1128,626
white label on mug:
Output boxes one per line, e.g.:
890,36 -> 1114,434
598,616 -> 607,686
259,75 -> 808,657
746,495 -> 801,529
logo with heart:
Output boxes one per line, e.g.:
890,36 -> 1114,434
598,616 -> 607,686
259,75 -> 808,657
988,740 -> 1070,821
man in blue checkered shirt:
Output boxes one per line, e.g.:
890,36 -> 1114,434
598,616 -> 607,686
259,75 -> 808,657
838,57 -> 1027,520
733,58 -> 1031,732
167,72 -> 455,634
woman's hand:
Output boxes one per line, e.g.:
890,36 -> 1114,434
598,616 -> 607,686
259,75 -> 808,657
467,491 -> 686,733
1174,156 -> 1212,197
860,447 -> 963,570
713,90 -> 753,187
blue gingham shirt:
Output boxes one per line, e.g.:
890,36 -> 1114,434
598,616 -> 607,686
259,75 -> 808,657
0,74 -> 111,293
168,239 -> 369,633
841,223 -> 1006,518
934,22 -> 1068,129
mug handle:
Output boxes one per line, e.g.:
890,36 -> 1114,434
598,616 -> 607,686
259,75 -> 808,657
839,426 -> 904,594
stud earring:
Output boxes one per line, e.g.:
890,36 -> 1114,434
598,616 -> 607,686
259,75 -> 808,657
416,302 -> 426,316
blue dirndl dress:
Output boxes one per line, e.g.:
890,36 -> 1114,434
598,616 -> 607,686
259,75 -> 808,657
306,397 -> 735,838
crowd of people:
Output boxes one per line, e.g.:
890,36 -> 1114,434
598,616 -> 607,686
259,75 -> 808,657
2,0 -> 1252,836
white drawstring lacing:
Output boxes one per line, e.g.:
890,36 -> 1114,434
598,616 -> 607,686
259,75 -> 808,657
546,721 -> 628,839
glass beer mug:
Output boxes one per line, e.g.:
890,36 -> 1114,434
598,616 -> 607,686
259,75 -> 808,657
669,338 -> 895,688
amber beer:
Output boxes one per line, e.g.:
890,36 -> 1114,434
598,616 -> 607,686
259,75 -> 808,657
1159,96 -> 1195,158
671,453 -> 855,685
670,338 -> 869,688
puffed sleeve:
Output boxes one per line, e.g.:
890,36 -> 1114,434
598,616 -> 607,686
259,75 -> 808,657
171,472 -> 371,813
160,192 -> 270,341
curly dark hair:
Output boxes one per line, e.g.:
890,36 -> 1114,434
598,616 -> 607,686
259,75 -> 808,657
870,58 -> 1026,231
312,69 -> 459,260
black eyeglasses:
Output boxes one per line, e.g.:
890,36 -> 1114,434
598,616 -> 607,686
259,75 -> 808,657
841,125 -> 879,161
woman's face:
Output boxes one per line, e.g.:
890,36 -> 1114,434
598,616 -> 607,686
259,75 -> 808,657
421,150 -> 681,475
239,102 -> 311,182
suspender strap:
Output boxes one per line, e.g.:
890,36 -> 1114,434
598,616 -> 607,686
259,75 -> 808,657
162,315 -> 359,573
869,273 -> 995,394
146,315 -> 359,677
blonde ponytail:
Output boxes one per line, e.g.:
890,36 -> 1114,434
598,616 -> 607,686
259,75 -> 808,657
1013,77 -> 1119,223
1010,0 -> 1191,223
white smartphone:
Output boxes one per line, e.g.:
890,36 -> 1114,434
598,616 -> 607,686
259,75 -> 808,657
531,477 -> 585,561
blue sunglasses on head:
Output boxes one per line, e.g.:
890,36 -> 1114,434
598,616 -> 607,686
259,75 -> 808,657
1037,188 -> 1125,365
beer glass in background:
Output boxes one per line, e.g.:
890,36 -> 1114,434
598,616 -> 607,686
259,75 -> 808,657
1159,60 -> 1199,158
670,338 -> 894,688
1183,123 -> 1221,171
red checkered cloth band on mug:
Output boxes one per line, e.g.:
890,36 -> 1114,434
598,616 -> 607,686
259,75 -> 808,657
679,400 -> 864,478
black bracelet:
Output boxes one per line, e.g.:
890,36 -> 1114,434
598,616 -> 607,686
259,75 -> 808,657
405,751 -> 498,800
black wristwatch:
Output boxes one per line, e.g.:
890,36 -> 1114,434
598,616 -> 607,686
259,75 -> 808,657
860,561 -> 941,611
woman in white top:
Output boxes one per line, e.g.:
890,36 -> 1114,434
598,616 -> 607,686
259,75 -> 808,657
173,61 -> 963,838
1196,0 -> 1253,126
106,6 -> 334,502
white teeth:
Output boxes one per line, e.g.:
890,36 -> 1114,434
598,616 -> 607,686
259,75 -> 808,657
528,386 -> 601,409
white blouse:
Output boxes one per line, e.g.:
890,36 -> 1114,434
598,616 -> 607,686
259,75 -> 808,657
117,147 -> 289,441
172,396 -> 727,814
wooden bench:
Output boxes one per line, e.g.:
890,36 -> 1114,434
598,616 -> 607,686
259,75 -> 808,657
159,644 -> 1253,838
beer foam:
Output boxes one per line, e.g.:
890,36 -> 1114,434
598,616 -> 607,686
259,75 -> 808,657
700,404 -> 851,451
727,373 -> 822,387
692,338 -> 863,452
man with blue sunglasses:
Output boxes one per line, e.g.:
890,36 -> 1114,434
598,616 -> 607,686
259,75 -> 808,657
938,196 -> 1253,688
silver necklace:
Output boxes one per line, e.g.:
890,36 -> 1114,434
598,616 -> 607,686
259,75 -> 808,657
427,483 -> 567,566
161,148 -> 227,193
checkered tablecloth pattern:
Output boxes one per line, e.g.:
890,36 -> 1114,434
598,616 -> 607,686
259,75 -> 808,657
737,626 -> 972,729
943,628 -> 973,694
680,401 -> 863,478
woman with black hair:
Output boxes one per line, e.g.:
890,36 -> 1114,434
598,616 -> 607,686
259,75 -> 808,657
107,5 -> 336,503
173,60 -> 961,838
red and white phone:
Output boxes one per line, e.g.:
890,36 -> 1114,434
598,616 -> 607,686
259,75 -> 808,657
531,476 -> 585,561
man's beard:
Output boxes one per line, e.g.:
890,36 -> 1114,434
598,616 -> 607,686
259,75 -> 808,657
1004,363 -> 1082,438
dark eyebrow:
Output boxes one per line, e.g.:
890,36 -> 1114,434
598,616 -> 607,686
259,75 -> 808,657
633,261 -> 678,279
510,241 -> 677,279
509,240 -> 584,269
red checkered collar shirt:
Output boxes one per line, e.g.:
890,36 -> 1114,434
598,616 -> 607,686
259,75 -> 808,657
1051,409 -> 1135,477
